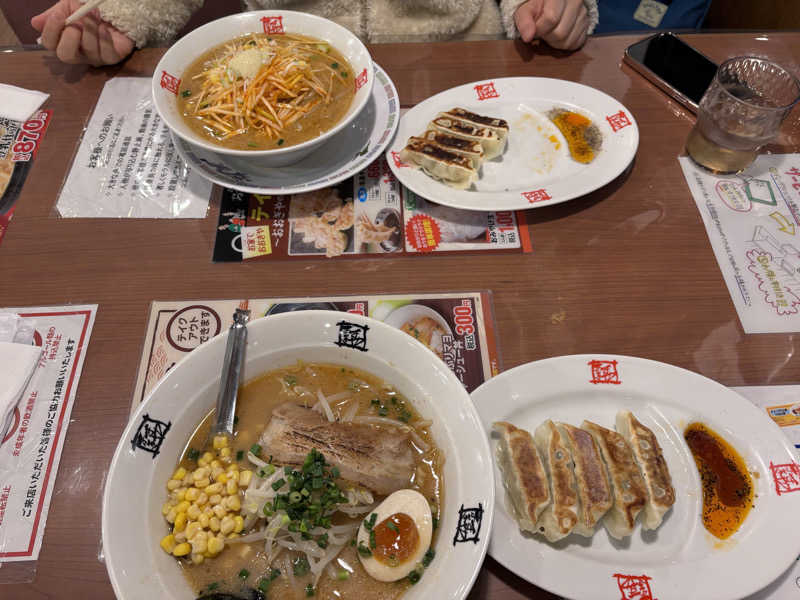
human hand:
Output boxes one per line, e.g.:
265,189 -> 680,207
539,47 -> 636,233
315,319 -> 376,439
31,0 -> 134,66
514,0 -> 589,51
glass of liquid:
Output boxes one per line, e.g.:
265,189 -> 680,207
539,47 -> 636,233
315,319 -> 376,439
686,56 -> 800,174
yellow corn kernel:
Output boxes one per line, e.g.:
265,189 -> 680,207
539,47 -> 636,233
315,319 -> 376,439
183,473 -> 194,486
187,504 -> 202,521
192,467 -> 209,480
205,482 -> 223,495
161,502 -> 173,516
185,487 -> 200,502
210,468 -> 224,482
190,537 -> 207,554
209,516 -> 221,532
226,479 -> 238,496
227,466 -> 239,478
239,470 -> 252,487
234,516 -> 244,533
203,551 -> 212,558
167,479 -> 182,491
172,542 -> 191,557
194,477 -> 210,489
172,467 -> 187,480
209,494 -> 223,506
220,447 -> 232,460
175,501 -> 190,514
192,530 -> 207,542
213,435 -> 228,450
197,457 -> 209,468
185,521 -> 201,540
227,532 -> 240,539
174,530 -> 187,543
160,534 -> 177,554
175,488 -> 187,502
211,457 -> 222,467
215,472 -> 228,484
226,495 -> 241,512
202,451 -> 214,463
198,513 -> 210,528
165,508 -> 177,524
213,504 -> 227,519
196,492 -> 209,506
173,512 -> 187,533
220,515 -> 235,535
191,553 -> 204,565
207,536 -> 224,555
227,462 -> 239,472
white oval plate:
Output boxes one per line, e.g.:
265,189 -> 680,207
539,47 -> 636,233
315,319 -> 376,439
472,354 -> 800,600
103,311 -> 493,600
172,63 -> 399,195
387,77 -> 639,211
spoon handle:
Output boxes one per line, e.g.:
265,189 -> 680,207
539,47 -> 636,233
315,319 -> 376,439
213,308 -> 250,437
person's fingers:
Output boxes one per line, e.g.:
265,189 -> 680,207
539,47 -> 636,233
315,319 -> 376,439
110,27 -> 135,60
40,2 -> 70,50
543,0 -> 584,49
97,23 -> 119,64
514,1 -> 539,43
535,0 -> 566,38
56,24 -> 83,64
80,17 -> 102,66
562,12 -> 589,50
31,2 -> 62,33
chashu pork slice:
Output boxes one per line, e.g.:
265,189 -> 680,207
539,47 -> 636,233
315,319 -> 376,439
615,411 -> 675,530
492,421 -> 551,533
259,402 -> 415,495
582,420 -> 647,539
533,420 -> 579,542
421,130 -> 485,167
556,423 -> 613,537
399,138 -> 477,189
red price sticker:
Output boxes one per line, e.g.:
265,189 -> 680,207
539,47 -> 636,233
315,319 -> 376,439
11,110 -> 52,162
405,214 -> 441,252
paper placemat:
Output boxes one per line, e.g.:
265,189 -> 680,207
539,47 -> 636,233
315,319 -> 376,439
679,154 -> 800,333
130,292 -> 500,418
0,304 -> 97,563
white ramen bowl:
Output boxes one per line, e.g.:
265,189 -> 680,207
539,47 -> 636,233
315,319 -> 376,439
152,11 -> 374,167
102,311 -> 494,600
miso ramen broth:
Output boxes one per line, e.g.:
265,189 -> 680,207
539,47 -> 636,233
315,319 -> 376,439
168,363 -> 443,599
179,33 -> 355,150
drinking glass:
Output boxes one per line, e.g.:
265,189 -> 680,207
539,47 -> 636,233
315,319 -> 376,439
686,56 -> 800,174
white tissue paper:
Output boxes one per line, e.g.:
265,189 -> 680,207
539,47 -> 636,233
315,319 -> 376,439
0,84 -> 50,123
0,314 -> 42,441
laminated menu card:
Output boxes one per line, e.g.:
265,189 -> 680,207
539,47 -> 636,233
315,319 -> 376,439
131,292 -> 500,417
212,157 -> 532,261
680,154 -> 800,333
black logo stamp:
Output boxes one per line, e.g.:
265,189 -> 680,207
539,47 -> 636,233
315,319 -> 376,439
334,321 -> 369,352
131,414 -> 171,458
453,502 -> 484,545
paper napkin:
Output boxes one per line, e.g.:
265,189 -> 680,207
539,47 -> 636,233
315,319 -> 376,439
0,84 -> 50,122
0,314 -> 41,442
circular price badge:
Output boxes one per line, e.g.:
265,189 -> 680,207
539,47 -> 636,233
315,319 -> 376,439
405,214 -> 441,252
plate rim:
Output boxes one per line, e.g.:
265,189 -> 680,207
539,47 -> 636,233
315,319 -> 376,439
174,62 -> 399,195
471,353 -> 800,600
386,76 -> 639,212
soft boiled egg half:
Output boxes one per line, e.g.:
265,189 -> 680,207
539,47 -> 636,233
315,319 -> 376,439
357,489 -> 433,582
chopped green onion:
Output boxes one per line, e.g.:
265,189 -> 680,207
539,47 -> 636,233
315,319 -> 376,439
305,583 -> 315,597
422,548 -> 435,567
293,555 -> 311,576
369,528 -> 376,549
238,568 -> 250,579
236,450 -> 244,461
370,398 -> 380,406
331,62 -> 339,69
289,491 -> 302,504
378,406 -> 388,417
357,541 -> 372,557
272,478 -> 286,491
337,569 -> 349,580
207,582 -> 219,590
398,408 -> 412,423
247,142 -> 259,148
233,415 -> 239,425
269,568 -> 281,580
408,570 -> 422,585
364,513 -> 377,530
432,517 -> 439,530
387,521 -> 399,533
250,443 -> 262,456
181,90 -> 191,98
284,375 -> 297,385
277,138 -> 285,146
187,447 -> 200,461
258,578 -> 271,592
330,466 -> 340,479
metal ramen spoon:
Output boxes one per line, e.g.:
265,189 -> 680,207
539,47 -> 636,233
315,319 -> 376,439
212,308 -> 250,439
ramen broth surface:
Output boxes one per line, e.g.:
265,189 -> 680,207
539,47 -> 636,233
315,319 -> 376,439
178,33 -> 355,150
176,363 -> 443,599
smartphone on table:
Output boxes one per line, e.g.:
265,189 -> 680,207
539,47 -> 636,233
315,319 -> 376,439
623,32 -> 718,113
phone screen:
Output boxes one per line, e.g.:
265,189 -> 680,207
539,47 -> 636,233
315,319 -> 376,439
626,33 -> 718,105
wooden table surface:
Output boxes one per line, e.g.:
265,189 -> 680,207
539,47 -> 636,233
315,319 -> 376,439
2,31 -> 800,599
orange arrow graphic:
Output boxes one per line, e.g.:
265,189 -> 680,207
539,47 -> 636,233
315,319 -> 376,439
770,211 -> 796,235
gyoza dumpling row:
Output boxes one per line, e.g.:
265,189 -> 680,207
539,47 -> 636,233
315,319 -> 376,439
399,108 -> 509,189
493,411 -> 674,543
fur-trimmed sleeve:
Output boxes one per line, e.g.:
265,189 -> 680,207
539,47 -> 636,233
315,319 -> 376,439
91,0 -> 204,48
499,0 -> 600,39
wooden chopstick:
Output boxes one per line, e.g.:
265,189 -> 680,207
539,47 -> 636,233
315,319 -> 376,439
65,0 -> 108,25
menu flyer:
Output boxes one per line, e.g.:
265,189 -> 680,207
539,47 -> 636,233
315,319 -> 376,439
131,292 -> 499,417
0,110 -> 53,246
56,77 -> 212,219
212,158 -> 532,261
680,154 -> 800,333
0,305 -> 97,564
734,385 -> 800,599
